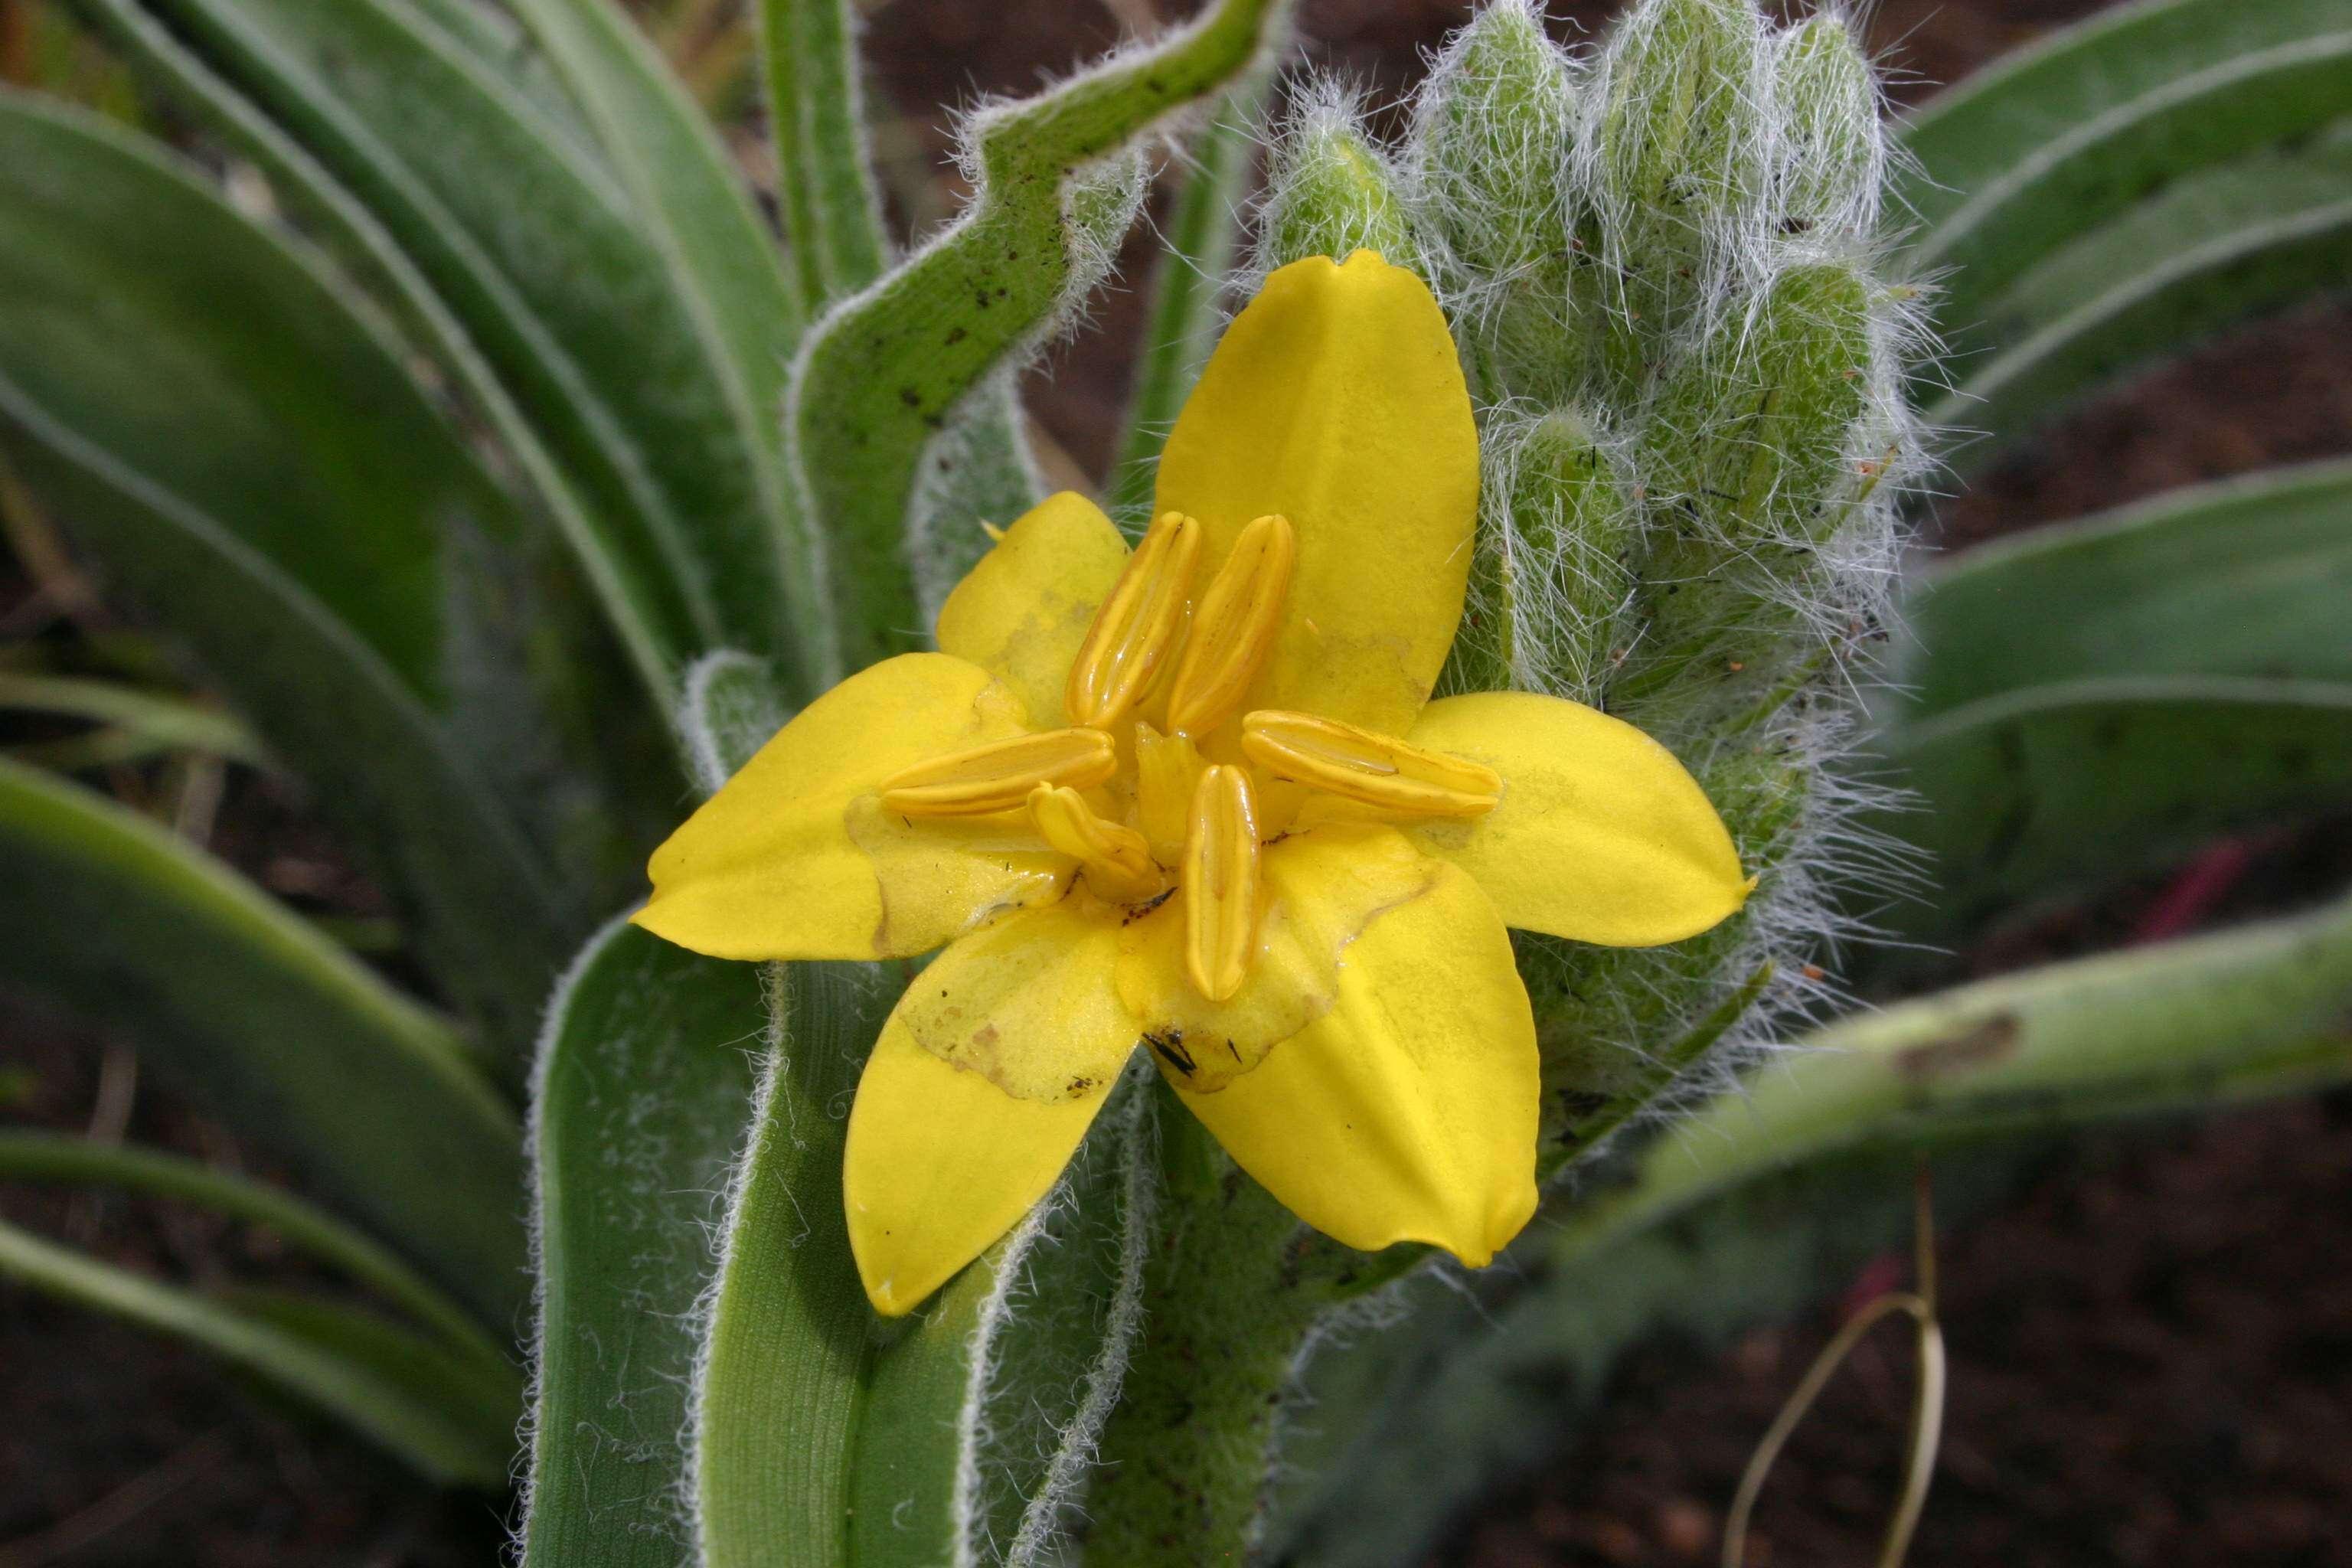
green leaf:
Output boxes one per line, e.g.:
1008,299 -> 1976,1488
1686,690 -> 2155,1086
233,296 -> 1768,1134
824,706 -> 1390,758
1898,459 -> 2352,718
679,648 -> 792,793
689,964 -> 1157,1567
687,960 -> 885,1566
0,1131 -> 499,1364
0,671 -> 263,766
1882,677 -> 2352,934
501,0 -> 835,693
858,1067 -> 1156,1566
519,916 -> 769,1566
1566,890 -> 2352,1260
1929,138 -> 2352,459
0,756 -> 524,1325
123,0 -> 813,680
759,0 -> 888,305
1106,80 -> 1268,519
73,0 -> 662,709
0,1219 -> 518,1486
1274,890 -> 2352,1568
0,92 -> 579,1044
1900,0 -> 2352,335
791,0 -> 1282,669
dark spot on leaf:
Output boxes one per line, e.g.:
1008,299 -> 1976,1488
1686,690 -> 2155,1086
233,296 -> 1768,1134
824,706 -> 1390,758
1895,1013 -> 2022,1081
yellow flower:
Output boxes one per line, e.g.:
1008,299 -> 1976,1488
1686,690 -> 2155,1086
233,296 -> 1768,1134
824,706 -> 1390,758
635,251 -> 1749,1316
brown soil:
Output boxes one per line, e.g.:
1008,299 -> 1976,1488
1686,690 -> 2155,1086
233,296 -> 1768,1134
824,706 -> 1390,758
7,2 -> 2350,1564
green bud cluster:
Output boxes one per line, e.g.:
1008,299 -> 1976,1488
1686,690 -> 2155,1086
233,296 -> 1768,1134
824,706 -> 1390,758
1256,0 -> 1922,1180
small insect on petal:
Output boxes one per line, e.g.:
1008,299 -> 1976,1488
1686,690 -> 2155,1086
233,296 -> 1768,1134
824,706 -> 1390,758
1028,785 -> 1165,903
1165,514 -> 1295,737
1241,710 -> 1501,818
1183,765 -> 1261,1001
1064,511 -> 1202,730
878,728 -> 1117,817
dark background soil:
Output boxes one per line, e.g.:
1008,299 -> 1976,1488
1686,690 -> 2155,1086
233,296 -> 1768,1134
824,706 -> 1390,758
5,0 -> 2350,1563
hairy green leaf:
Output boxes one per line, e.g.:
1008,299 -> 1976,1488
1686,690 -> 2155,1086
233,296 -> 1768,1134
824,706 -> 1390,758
0,1132 -> 500,1363
1569,891 -> 2352,1256
1901,0 -> 2352,334
691,962 -> 1157,1568
679,648 -> 792,794
760,0 -> 888,305
502,0 -> 835,694
791,0 -> 1282,669
0,1220 -> 518,1486
0,93 -> 580,1044
128,0 -> 810,679
1932,138 -> 2352,460
0,756 -> 523,1325
1900,459 -> 2352,717
1884,677 -> 2352,933
520,916 -> 768,1566
688,959 -> 887,1567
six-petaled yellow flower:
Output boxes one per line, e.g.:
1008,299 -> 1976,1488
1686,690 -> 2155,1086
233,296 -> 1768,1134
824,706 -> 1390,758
635,251 -> 1749,1316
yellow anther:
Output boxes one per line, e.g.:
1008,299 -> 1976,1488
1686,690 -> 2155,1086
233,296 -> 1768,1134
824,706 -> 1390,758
877,728 -> 1116,817
1165,514 -> 1295,737
1027,786 -> 1165,903
1132,721 -> 1207,867
1240,710 -> 1502,818
1064,511 -> 1202,729
1182,765 -> 1261,1002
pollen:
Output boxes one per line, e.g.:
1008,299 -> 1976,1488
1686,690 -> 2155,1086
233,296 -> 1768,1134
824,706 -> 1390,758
1240,710 -> 1502,818
1183,765 -> 1261,1001
1064,510 -> 1201,730
877,727 -> 1117,817
1165,514 -> 1295,737
1028,785 -> 1165,903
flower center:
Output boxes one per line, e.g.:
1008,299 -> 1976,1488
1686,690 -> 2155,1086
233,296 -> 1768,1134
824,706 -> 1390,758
877,510 -> 1502,1002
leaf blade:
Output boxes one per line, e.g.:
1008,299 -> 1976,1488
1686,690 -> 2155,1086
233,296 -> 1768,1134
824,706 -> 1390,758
1883,676 -> 2352,934
1898,459 -> 2352,717
0,92 -> 581,1043
790,0 -> 1282,668
0,755 -> 524,1325
0,1218 -> 518,1487
501,0 -> 835,691
1900,0 -> 2352,332
519,916 -> 769,1567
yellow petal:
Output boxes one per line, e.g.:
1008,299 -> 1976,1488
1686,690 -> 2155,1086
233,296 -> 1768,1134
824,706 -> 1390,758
635,653 -> 1069,960
934,491 -> 1132,729
1115,825 -> 1443,1092
843,899 -> 1138,1315
1154,251 -> 1478,739
1401,691 -> 1750,946
890,894 -> 1138,1102
843,1021 -> 1110,1317
1168,855 -> 1537,1267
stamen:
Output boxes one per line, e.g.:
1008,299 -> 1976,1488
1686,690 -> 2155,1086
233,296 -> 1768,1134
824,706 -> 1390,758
1027,786 -> 1165,903
1240,710 -> 1502,818
1182,765 -> 1261,1001
1132,720 -> 1207,867
1164,514 -> 1295,737
877,728 -> 1116,817
1064,511 -> 1201,729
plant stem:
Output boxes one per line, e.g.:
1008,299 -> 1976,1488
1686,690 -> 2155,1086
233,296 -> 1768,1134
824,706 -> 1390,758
1083,1091 -> 1341,1563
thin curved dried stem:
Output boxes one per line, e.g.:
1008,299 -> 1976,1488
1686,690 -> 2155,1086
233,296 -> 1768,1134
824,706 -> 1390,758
1723,1165 -> 1945,1568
